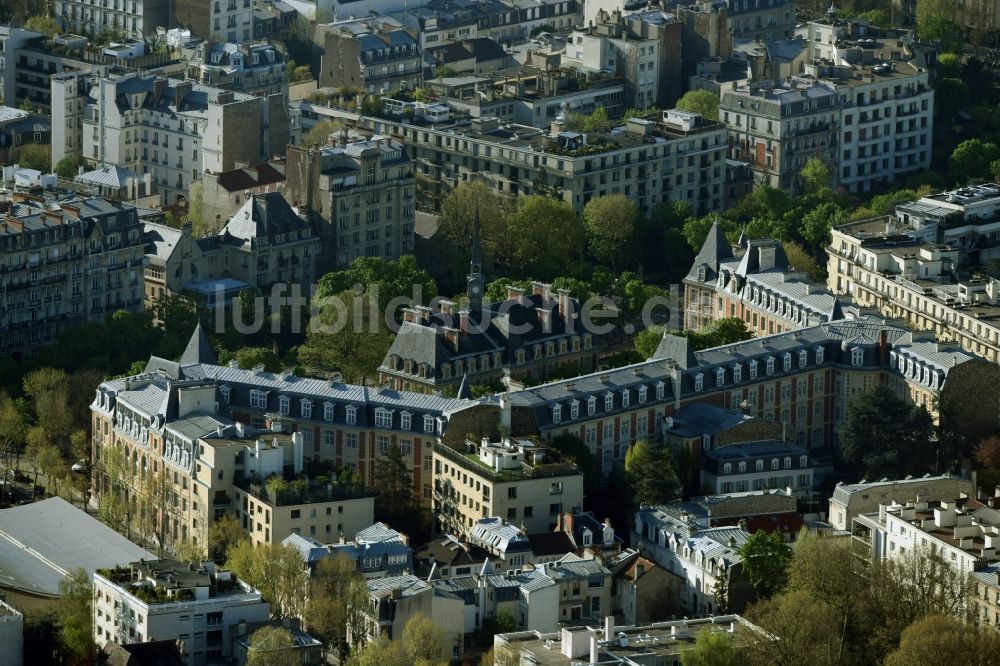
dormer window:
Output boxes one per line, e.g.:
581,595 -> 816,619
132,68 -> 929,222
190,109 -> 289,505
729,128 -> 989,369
749,360 -> 758,380
723,463 -> 732,474
621,390 -> 630,408
570,400 -> 580,420
783,354 -> 792,372
766,357 -> 775,375
694,374 -> 704,392
552,405 -> 562,423
346,405 -> 357,425
799,350 -> 808,368
374,408 -> 393,428
587,396 -> 597,415
638,386 -> 647,403
400,411 -> 412,431
250,390 -> 268,409
300,399 -> 313,419
815,347 -> 825,364
851,348 -> 864,366
655,382 -> 665,400
219,385 -> 230,404
771,458 -> 779,470
733,365 -> 742,383
423,414 -> 435,433
738,462 -> 746,472
323,402 -> 334,422
716,368 -> 725,387
604,393 -> 614,411
278,395 -> 290,416
800,455 -> 808,467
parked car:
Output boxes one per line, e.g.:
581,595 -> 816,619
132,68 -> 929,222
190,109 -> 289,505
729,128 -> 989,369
71,460 -> 88,473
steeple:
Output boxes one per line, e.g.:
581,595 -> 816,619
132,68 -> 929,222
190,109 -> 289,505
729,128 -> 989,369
467,202 -> 484,311
179,322 -> 216,366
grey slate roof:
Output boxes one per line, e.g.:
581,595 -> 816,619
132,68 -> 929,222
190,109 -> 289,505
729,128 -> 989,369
179,323 -> 216,366
684,220 -> 733,283
220,192 -> 311,247
0,497 -> 155,597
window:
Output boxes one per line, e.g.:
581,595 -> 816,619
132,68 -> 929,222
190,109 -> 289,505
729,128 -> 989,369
783,355 -> 792,371
345,433 -> 358,448
374,408 -> 392,428
250,390 -> 267,409
733,365 -> 742,383
766,357 -> 775,375
638,386 -> 647,403
300,399 -> 312,419
424,414 -> 435,433
716,368 -> 725,387
622,390 -> 630,408
749,360 -> 758,380
799,350 -> 808,368
694,374 -> 704,391
400,412 -> 412,430
219,385 -> 230,404
771,458 -> 779,470
552,405 -> 562,423
376,435 -> 389,454
399,439 -> 412,455
346,406 -> 357,425
656,382 -> 665,400
800,455 -> 808,467
816,347 -> 825,364
323,403 -> 334,422
277,396 -> 289,416
588,396 -> 597,415
723,463 -> 732,474
851,348 -> 864,366
604,393 -> 614,411
570,400 -> 580,419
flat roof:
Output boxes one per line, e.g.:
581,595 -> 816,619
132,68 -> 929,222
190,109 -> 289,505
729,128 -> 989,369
0,497 -> 155,597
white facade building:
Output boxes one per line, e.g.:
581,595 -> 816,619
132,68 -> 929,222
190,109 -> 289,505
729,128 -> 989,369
55,0 -> 169,41
93,559 -> 270,666
562,23 -> 660,109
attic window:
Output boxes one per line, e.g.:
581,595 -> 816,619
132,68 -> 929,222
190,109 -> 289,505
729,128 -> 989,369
211,52 -> 221,63
219,385 -> 230,404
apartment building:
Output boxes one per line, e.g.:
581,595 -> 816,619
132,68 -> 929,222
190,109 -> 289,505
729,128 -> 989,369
363,574 -> 464,656
401,0 -> 578,50
562,9 -> 677,110
184,41 -> 288,98
503,314 -> 984,460
725,0 -> 795,41
431,565 -> 560,635
827,474 -> 974,532
828,186 -> 1000,363
174,0 -> 255,43
632,506 -> 755,614
380,281 -> 599,394
0,107 -> 51,165
0,29 -> 90,115
684,222 -> 845,333
283,523 -> 414,578
356,109 -> 728,215
430,436 -> 585,537
607,549 -> 684,625
316,17 -> 422,94
701,439 -> 814,497
143,192 -> 317,308
0,196 -> 146,360
90,326 -> 485,543
284,133 -> 415,268
497,614 -> 763,665
52,72 -> 289,205
55,0 -> 169,40
801,18 -> 934,193
93,559 -> 270,666
720,80 -> 842,192
198,158 -> 286,234
543,553 -> 613,624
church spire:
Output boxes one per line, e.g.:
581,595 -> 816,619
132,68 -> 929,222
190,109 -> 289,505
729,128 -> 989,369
468,202 -> 484,311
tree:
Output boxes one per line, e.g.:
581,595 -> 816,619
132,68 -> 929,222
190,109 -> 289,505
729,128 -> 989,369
743,589 -> 843,666
0,393 -> 27,467
150,293 -> 201,359
302,118 -> 344,147
975,436 -> 1000,470
403,612 -> 446,662
681,629 -> 738,666
936,53 -> 962,79
218,347 -> 284,373
298,288 -> 393,383
583,194 -> 639,273
937,361 -> 1000,463
916,0 -> 964,52
25,14 -> 59,38
505,196 -> 584,280
935,78 -> 971,122
856,9 -> 890,26
949,139 -> 1000,186
438,180 -> 512,270
208,513 -> 248,562
57,568 -> 95,665
838,384 -> 935,481
12,143 -> 51,172
226,541 -> 309,618
800,202 -> 847,253
783,241 -> 824,280
373,444 -> 421,533
316,255 -> 437,316
634,326 -> 664,360
737,530 -> 792,599
682,214 -> 734,251
624,439 -> 680,505
54,154 -> 85,179
676,89 -> 719,120
347,638 -> 409,666
885,614 -> 1000,666
247,626 -> 299,666
800,157 -> 832,193
186,179 -> 207,236
583,106 -> 611,132
305,555 -> 368,662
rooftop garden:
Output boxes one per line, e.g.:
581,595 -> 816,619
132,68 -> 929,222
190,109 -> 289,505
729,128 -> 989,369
238,466 -> 369,506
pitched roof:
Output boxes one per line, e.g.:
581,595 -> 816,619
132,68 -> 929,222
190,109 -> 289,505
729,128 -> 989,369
526,531 -> 575,557
220,192 -> 310,244
685,220 -> 733,283
651,332 -> 698,367
179,323 -> 216,365
214,161 -> 286,192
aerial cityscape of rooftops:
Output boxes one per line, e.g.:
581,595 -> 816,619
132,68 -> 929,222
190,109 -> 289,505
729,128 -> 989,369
4,0 -> 1000,664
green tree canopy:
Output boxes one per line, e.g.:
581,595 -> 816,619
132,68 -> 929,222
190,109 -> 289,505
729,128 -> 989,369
247,626 -> 299,666
681,628 -> 738,666
916,0 -> 964,52
949,139 -> 1000,185
225,542 -> 309,618
298,288 -> 393,383
13,143 -> 51,172
438,180 -> 511,269
624,439 -> 680,505
57,567 -> 95,664
583,194 -> 639,272
402,612 -> 447,662
800,157 -> 832,193
25,14 -> 59,38
305,555 -> 368,662
838,383 -> 936,483
885,614 -> 1000,666
505,195 -> 584,280
676,89 -> 720,120
737,530 -> 792,599
316,255 -> 437,314
936,52 -> 962,79
302,119 -> 345,147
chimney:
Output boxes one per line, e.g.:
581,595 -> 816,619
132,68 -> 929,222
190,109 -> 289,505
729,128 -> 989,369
536,308 -> 552,334
557,288 -> 572,318
174,81 -> 193,108
590,634 -> 600,665
532,281 -> 551,301
563,511 -> 574,535
507,286 -> 526,304
459,309 -> 470,334
604,616 -> 614,641
439,299 -> 455,316
442,327 -> 460,352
